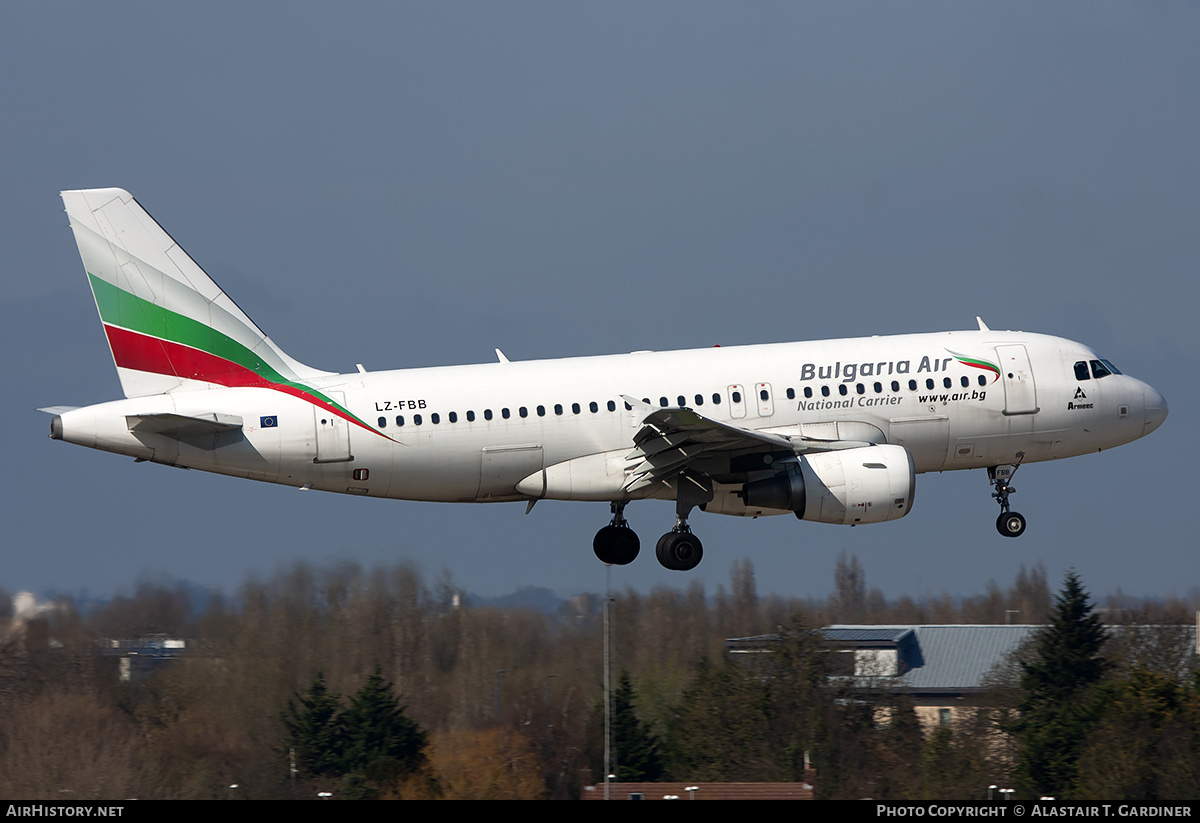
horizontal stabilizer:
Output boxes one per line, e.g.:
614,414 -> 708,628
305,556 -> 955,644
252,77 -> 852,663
126,412 -> 244,436
37,406 -> 80,415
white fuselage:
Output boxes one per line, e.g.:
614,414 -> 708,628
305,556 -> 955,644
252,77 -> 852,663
53,328 -> 1167,512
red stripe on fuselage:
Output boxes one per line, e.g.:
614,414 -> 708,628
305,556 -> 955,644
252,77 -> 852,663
103,324 -> 384,437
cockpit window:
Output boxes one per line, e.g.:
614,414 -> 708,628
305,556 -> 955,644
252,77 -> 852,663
1101,359 -> 1121,375
1090,360 -> 1113,379
1074,361 -> 1091,381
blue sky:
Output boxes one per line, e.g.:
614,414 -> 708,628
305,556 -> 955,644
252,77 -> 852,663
3,3 -> 1194,605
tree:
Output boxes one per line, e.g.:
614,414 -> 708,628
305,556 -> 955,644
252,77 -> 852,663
1074,667 -> 1200,800
1011,570 -> 1110,799
665,655 -> 774,781
610,671 -> 663,782
282,672 -> 344,777
340,665 -> 428,794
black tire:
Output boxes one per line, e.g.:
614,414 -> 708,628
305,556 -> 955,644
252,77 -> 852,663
655,531 -> 703,571
996,511 -> 1027,538
593,525 -> 640,565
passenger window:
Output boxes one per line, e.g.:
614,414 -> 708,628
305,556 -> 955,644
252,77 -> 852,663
804,387 -> 813,398
759,389 -> 769,401
413,414 -> 422,426
786,388 -> 795,400
466,410 -> 475,422
961,376 -> 969,388
606,400 -> 615,412
926,379 -> 934,390
712,393 -> 721,405
573,403 -> 581,414
909,380 -> 917,391
502,408 -> 511,419
660,397 -> 669,407
484,409 -> 493,421
855,383 -> 865,395
431,413 -> 440,424
891,381 -> 899,392
395,415 -> 405,427
838,385 -> 848,396
537,405 -> 546,417
821,386 -> 830,397
678,395 -> 686,407
874,382 -> 883,393
377,417 -> 386,428
943,377 -> 952,389
1074,361 -> 1091,381
978,375 -> 986,387
731,391 -> 742,403
519,407 -> 527,418
448,411 -> 457,423
554,404 -> 563,415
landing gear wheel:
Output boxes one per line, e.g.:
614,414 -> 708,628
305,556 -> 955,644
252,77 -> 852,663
989,453 -> 1027,538
655,531 -> 704,572
996,511 -> 1027,538
593,525 -> 641,565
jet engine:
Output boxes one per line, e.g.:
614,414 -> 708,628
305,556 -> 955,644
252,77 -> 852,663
738,444 -> 915,525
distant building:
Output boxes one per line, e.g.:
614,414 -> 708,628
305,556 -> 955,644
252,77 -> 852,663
729,623 -> 1198,732
98,635 -> 192,682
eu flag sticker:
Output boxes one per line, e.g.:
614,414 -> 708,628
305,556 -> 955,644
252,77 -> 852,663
260,416 -> 278,428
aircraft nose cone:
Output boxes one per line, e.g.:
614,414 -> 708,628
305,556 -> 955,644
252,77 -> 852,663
1144,386 -> 1168,434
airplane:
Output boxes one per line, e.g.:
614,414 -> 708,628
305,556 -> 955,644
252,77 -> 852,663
45,188 -> 1168,572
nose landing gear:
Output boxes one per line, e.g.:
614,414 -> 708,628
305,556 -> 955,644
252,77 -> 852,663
990,452 -> 1027,538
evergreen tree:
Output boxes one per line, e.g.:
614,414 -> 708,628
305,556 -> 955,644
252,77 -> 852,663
665,655 -> 775,781
1012,570 -> 1110,799
610,671 -> 663,782
281,672 -> 344,777
341,666 -> 428,783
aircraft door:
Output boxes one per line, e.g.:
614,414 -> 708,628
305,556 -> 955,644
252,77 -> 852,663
314,391 -> 354,463
728,384 -> 747,419
996,345 -> 1039,415
755,382 -> 775,417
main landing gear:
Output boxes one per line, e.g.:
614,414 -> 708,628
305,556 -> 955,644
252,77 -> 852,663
655,529 -> 703,572
989,452 -> 1027,538
593,477 -> 711,572
593,501 -> 641,565
592,514 -> 704,572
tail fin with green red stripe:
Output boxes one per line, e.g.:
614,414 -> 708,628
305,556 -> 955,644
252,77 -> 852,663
61,188 -> 330,398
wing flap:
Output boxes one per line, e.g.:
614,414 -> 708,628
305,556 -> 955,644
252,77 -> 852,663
620,405 -> 887,493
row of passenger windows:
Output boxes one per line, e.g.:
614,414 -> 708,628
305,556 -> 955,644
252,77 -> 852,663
374,374 -> 991,429
789,373 -> 989,399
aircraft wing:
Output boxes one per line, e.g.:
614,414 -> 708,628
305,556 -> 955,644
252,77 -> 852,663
622,400 -> 881,493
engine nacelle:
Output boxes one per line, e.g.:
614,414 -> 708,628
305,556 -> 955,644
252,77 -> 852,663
741,444 -> 915,525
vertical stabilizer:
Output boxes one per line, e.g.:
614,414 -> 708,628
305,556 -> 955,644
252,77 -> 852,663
61,188 -> 329,398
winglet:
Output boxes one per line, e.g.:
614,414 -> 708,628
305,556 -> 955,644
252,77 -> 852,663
976,316 -> 990,332
495,348 -> 510,363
